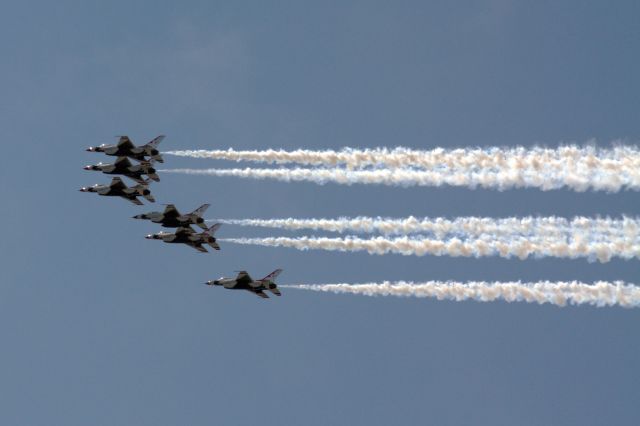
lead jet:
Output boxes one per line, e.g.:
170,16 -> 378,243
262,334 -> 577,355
133,204 -> 210,230
205,269 -> 283,299
84,156 -> 160,184
79,177 -> 155,205
145,224 -> 221,253
86,135 -> 165,163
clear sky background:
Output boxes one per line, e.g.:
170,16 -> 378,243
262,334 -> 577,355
1,1 -> 639,425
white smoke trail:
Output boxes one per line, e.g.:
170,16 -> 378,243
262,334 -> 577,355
159,166 -> 640,192
220,235 -> 640,262
163,145 -> 640,172
281,281 -> 640,308
211,216 -> 640,240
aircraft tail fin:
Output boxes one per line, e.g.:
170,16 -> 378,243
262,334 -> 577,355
144,135 -> 165,163
261,269 -> 283,282
204,223 -> 222,236
145,135 -> 165,148
191,203 -> 210,217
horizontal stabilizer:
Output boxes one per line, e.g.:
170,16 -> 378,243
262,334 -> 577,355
254,290 -> 269,299
269,287 -> 281,296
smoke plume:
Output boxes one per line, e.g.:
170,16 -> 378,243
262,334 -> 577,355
281,281 -> 640,308
220,235 -> 639,262
160,165 -> 640,192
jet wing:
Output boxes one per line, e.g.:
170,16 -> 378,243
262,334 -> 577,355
117,136 -> 135,150
109,177 -> 127,190
251,289 -> 269,299
175,226 -> 195,237
162,204 -> 180,218
208,241 -> 221,251
236,271 -> 253,284
114,156 -> 133,168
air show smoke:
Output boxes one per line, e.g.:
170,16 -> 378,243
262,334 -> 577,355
281,281 -> 640,308
159,163 -> 640,192
211,216 -> 640,240
220,235 -> 639,262
162,145 -> 640,192
164,145 -> 640,171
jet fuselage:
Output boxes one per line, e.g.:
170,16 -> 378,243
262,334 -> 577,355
90,144 -> 160,162
84,161 -> 159,183
135,213 -> 206,228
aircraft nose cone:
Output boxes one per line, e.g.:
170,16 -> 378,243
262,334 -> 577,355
79,187 -> 87,192
145,235 -> 153,239
83,165 -> 92,170
86,147 -> 93,152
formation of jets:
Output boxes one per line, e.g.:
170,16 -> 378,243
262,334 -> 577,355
81,135 -> 284,299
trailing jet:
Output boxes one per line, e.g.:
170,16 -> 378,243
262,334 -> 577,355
205,269 -> 283,299
84,156 -> 160,184
86,135 -> 165,163
133,204 -> 210,230
79,177 -> 155,205
145,224 -> 221,253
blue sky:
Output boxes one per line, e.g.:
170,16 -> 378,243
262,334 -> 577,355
1,1 -> 639,425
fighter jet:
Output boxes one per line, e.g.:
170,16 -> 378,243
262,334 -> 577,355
133,204 -> 210,230
145,224 -> 222,252
79,177 -> 155,205
205,269 -> 283,299
84,156 -> 160,184
86,135 -> 165,163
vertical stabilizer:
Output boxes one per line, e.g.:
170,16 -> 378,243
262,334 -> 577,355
144,135 -> 165,163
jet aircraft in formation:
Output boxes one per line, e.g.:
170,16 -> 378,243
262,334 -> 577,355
87,135 -> 165,163
133,204 -> 210,230
145,224 -> 222,253
82,135 -> 284,299
83,135 -> 160,204
79,177 -> 155,205
206,269 -> 283,298
84,156 -> 160,184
